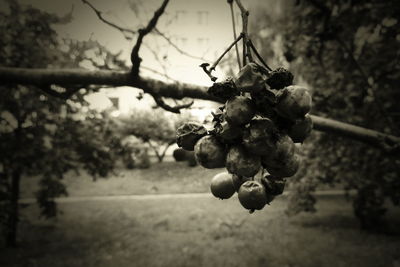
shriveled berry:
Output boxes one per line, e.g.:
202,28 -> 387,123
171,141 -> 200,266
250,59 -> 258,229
210,172 -> 235,199
226,145 -> 261,177
224,96 -> 256,126
194,135 -> 226,169
250,89 -> 278,117
264,154 -> 300,178
238,180 -> 268,211
261,176 -> 286,196
262,135 -> 295,166
242,118 -> 278,156
234,63 -> 267,93
266,67 -> 294,89
176,122 -> 207,151
288,114 -> 313,143
275,85 -> 312,121
207,77 -> 240,101
215,120 -> 243,143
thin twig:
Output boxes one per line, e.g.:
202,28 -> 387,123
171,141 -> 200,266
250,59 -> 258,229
228,0 -> 241,69
234,0 -> 252,65
200,33 -> 243,81
130,0 -> 169,76
248,39 -> 272,71
81,0 -> 136,40
154,28 -> 210,62
210,33 -> 243,71
152,95 -> 194,113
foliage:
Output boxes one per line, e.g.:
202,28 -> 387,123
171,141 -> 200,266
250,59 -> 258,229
117,108 -> 196,162
0,0 -> 120,246
252,0 -> 400,229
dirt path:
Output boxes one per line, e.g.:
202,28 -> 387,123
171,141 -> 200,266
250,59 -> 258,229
19,190 -> 352,204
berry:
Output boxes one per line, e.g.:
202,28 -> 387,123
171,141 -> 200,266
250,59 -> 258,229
226,145 -> 261,177
264,154 -> 299,178
261,176 -> 286,196
207,77 -> 240,101
214,120 -> 243,143
224,96 -> 256,126
275,85 -> 312,121
266,67 -> 294,89
288,114 -> 313,143
210,172 -> 235,199
231,174 -> 252,192
234,63 -> 267,93
262,135 -> 296,167
242,117 -> 278,156
238,181 -> 269,211
176,122 -> 207,151
194,135 -> 226,169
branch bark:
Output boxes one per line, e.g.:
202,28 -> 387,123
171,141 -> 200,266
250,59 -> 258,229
130,0 -> 169,76
1,66 -> 399,152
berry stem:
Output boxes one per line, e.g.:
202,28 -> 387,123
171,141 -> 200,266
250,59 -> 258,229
248,39 -> 272,71
228,0 -> 242,70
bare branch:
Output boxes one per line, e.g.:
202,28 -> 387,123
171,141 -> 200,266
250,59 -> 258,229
83,0 -> 210,65
1,66 -> 400,153
228,0 -> 241,69
82,0 -> 136,40
234,0 -> 252,64
200,33 -> 243,81
152,95 -> 194,114
130,0 -> 169,76
248,39 -> 272,71
154,28 -> 210,62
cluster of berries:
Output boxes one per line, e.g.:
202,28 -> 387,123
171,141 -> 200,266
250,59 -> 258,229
176,63 -> 312,213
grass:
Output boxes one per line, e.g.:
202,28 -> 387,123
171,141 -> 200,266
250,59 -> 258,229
2,196 -> 400,267
20,161 -> 342,198
20,161 -> 225,198
8,161 -> 400,266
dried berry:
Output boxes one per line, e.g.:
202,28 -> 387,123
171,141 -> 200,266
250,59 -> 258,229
262,135 -> 296,167
194,135 -> 226,169
214,120 -> 243,142
224,96 -> 256,126
234,63 -> 267,93
207,77 -> 240,101
275,85 -> 312,121
266,67 -> 294,89
250,89 -> 278,117
238,180 -> 269,212
176,122 -> 207,151
261,176 -> 286,196
210,172 -> 235,199
226,145 -> 261,177
264,154 -> 299,178
288,114 -> 313,143
242,117 -> 278,156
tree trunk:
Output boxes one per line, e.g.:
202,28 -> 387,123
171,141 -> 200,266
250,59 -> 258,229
5,168 -> 21,247
5,113 -> 22,247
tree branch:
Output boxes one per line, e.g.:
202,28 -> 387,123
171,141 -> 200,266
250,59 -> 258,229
1,66 -> 399,153
82,0 -> 136,40
234,0 -> 252,64
151,95 -> 194,114
130,0 -> 169,76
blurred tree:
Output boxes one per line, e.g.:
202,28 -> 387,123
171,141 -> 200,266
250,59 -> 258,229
251,0 -> 400,230
0,1 -> 120,247
117,109 -> 195,163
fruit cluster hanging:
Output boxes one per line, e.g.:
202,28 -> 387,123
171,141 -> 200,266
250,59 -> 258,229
176,63 -> 312,213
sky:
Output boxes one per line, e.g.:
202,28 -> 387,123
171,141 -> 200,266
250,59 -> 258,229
14,0 -> 247,118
